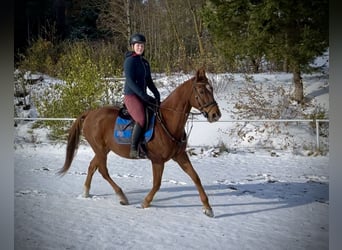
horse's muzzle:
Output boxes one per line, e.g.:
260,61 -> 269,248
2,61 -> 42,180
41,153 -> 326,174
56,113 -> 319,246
206,107 -> 221,123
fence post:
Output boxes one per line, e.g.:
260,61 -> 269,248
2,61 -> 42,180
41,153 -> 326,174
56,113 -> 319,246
316,120 -> 320,150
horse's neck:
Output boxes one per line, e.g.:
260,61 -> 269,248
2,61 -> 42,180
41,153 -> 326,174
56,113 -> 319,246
160,80 -> 193,137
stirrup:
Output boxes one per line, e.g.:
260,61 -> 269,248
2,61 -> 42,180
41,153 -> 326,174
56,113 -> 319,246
129,148 -> 139,159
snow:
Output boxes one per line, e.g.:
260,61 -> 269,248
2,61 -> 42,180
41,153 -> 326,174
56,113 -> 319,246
14,143 -> 328,250
14,57 -> 329,249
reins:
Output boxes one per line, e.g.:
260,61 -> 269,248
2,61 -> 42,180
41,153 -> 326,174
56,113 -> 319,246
146,78 -> 218,146
144,102 -> 202,148
154,107 -> 188,146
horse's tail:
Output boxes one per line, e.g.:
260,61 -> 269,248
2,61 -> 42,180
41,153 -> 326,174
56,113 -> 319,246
58,111 -> 89,176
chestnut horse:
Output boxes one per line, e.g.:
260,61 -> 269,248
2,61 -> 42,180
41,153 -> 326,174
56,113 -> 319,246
59,67 -> 221,217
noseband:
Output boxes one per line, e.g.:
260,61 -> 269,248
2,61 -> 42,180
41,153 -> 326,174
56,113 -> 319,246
193,82 -> 218,118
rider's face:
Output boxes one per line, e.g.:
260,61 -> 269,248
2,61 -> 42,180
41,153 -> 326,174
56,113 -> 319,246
133,43 -> 145,55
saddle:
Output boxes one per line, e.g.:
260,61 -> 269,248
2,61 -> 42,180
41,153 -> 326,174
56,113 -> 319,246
114,104 -> 156,157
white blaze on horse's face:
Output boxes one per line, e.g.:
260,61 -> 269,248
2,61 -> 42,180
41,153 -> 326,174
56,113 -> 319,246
206,84 -> 213,93
193,80 -> 221,123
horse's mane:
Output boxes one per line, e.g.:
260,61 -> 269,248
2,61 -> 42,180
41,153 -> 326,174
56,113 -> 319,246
162,77 -> 194,104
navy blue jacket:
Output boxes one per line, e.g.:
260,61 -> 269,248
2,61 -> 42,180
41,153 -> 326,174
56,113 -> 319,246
123,51 -> 160,104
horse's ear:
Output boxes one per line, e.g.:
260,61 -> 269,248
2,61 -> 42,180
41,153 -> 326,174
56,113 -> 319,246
195,67 -> 206,81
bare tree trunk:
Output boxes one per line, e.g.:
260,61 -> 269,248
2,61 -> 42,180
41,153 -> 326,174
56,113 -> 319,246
251,58 -> 259,73
126,0 -> 131,44
292,68 -> 304,103
96,0 -> 132,47
186,0 -> 204,56
283,58 -> 289,72
165,0 -> 183,48
53,0 -> 66,39
165,0 -> 186,67
282,33 -> 289,72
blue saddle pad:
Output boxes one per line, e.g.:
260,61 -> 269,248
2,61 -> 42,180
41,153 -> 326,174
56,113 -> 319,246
114,115 -> 155,144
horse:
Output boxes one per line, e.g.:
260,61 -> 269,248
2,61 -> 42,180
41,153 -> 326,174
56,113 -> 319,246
59,67 -> 222,217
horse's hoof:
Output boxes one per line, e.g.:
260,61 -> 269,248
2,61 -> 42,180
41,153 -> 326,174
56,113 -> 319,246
118,193 -> 129,205
141,201 -> 150,208
119,197 -> 129,205
203,207 -> 214,217
120,200 -> 129,205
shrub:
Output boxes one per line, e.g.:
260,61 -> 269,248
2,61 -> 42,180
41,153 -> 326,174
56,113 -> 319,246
305,105 -> 329,137
18,37 -> 58,76
227,75 -> 320,152
33,41 -> 109,139
18,39 -> 125,140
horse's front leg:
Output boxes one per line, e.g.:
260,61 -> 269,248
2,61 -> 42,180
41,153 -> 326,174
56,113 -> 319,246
173,151 -> 214,217
141,162 -> 165,208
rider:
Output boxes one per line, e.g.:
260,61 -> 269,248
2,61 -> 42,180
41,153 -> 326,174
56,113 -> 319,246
123,33 -> 161,158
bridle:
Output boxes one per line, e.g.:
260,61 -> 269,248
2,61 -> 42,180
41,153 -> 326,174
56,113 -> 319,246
150,80 -> 219,146
192,81 -> 218,118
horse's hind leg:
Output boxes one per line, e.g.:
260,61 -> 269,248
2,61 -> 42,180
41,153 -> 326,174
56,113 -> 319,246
83,156 -> 98,198
173,151 -> 214,217
85,154 -> 129,205
98,154 -> 129,205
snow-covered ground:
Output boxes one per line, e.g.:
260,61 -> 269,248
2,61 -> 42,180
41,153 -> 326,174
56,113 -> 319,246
14,143 -> 328,250
14,56 -> 329,249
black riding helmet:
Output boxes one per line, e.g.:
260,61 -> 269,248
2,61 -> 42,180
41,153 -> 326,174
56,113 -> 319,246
129,33 -> 146,45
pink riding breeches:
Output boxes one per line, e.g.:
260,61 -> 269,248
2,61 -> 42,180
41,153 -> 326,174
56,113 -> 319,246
124,94 -> 145,127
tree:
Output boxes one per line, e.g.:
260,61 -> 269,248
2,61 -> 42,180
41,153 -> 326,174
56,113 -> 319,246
252,0 -> 329,103
96,0 -> 145,50
203,0 -> 329,102
202,0 -> 266,72
52,0 -> 67,39
95,0 -> 209,72
15,0 -> 55,58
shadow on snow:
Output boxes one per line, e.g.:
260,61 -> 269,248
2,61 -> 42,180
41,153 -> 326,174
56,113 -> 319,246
122,181 -> 328,218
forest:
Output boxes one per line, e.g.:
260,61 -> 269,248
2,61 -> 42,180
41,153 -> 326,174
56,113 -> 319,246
15,0 -> 328,103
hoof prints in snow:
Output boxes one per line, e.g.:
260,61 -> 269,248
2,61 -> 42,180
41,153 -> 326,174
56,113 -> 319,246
162,179 -> 187,185
16,189 -> 46,197
112,173 -> 143,178
76,194 -> 106,200
32,167 -> 52,173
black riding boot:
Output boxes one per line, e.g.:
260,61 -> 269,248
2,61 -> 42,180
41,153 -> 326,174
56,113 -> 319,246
130,123 -> 144,158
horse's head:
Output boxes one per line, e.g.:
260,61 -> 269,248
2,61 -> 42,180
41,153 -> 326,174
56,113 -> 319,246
191,67 -> 221,123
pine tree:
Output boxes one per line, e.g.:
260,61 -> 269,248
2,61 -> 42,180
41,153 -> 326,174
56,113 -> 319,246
203,0 -> 329,102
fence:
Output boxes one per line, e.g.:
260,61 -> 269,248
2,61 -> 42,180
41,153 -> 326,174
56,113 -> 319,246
14,117 -> 329,150
187,118 -> 329,150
